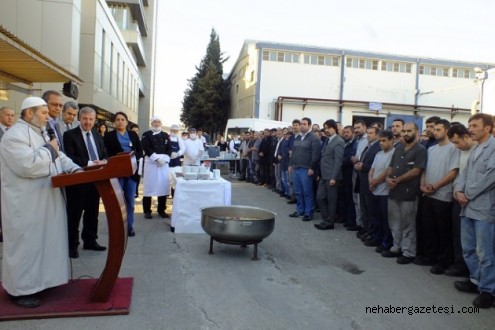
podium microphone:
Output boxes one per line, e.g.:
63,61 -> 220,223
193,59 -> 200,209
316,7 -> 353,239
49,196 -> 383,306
47,128 -> 57,141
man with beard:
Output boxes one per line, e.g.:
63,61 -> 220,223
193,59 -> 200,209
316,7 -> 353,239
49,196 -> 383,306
314,120 -> 344,230
1,97 -> 80,308
382,122 -> 427,264
391,118 -> 404,147
347,120 -> 367,232
419,119 -> 459,274
421,116 -> 441,150
339,125 -> 357,228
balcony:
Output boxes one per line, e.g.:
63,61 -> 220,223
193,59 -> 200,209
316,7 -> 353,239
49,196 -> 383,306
121,28 -> 146,66
107,0 -> 148,37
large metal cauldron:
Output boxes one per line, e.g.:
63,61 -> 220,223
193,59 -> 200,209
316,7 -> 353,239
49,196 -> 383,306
201,206 -> 276,260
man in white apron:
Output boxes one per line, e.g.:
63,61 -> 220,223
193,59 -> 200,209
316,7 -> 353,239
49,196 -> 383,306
141,116 -> 172,219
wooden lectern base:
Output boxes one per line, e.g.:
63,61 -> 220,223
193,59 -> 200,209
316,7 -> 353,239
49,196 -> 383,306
0,278 -> 133,321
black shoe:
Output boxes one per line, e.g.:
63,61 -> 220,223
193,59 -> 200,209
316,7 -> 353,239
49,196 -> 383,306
9,294 -> 41,308
314,222 -> 334,230
347,225 -> 362,232
364,240 -> 380,247
430,265 -> 446,275
144,212 -> 152,219
454,280 -> 478,294
375,246 -> 389,254
314,208 -> 320,213
238,178 -> 246,181
289,212 -> 300,218
159,212 -> 170,218
473,292 -> 495,308
0,232 -> 3,242
396,256 -> 414,264
69,249 -> 79,259
381,250 -> 401,258
279,192 -> 286,197
287,199 -> 297,204
444,265 -> 470,277
413,256 -> 435,266
128,228 -> 136,237
83,242 -> 107,251
302,215 -> 313,222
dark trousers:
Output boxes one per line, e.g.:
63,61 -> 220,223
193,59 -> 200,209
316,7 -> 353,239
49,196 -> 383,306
359,192 -> 373,232
143,195 -> 167,214
240,158 -> 248,180
416,195 -> 425,256
66,183 -> 101,250
259,158 -> 270,185
342,172 -> 356,226
422,196 -> 454,268
316,179 -> 338,225
452,200 -> 468,270
368,194 -> 392,248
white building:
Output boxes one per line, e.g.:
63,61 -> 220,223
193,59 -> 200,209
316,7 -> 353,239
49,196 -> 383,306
0,0 -> 158,129
229,40 -> 494,129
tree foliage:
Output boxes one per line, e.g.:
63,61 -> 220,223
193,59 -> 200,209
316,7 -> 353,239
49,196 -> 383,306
181,29 -> 230,136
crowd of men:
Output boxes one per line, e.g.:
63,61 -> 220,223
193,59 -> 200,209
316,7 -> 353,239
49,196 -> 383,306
231,114 -> 495,309
1,93 -> 494,310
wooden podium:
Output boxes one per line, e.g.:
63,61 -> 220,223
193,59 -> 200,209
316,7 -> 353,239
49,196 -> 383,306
52,152 -> 137,303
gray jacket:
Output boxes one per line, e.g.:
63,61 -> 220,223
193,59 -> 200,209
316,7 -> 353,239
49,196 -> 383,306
456,135 -> 495,222
319,135 -> 344,181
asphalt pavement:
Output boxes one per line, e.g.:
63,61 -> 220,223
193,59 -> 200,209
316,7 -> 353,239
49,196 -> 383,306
1,178 -> 494,330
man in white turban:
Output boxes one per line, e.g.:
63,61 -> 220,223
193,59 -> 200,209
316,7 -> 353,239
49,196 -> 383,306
0,97 -> 81,308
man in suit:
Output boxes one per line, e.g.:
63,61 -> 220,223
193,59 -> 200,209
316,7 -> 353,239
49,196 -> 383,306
354,126 -> 382,241
314,119 -> 344,230
57,101 -> 79,137
0,106 -> 15,243
63,107 -> 108,259
41,90 -> 64,152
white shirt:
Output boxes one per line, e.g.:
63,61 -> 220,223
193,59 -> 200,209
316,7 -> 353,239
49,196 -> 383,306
183,138 -> 205,165
79,128 -> 99,165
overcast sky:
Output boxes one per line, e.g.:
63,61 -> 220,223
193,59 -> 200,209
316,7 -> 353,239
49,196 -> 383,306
154,0 -> 495,126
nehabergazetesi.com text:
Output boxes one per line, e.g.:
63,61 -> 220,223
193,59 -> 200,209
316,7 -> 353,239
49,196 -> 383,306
365,305 -> 479,315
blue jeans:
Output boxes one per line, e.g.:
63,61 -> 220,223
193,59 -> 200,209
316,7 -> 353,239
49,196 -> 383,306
280,170 -> 290,196
293,168 -> 314,216
461,216 -> 495,294
119,177 -> 137,231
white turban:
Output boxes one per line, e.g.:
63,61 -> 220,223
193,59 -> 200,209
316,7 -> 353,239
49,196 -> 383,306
150,115 -> 162,123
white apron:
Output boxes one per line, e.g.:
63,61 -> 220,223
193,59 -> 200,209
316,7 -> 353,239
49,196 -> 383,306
142,156 -> 170,196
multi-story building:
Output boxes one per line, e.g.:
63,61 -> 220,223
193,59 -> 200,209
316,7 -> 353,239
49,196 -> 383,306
229,40 -> 494,129
0,0 -> 157,130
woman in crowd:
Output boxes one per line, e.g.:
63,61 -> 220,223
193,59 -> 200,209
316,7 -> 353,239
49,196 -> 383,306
103,112 -> 143,237
215,135 -> 229,151
98,123 -> 107,137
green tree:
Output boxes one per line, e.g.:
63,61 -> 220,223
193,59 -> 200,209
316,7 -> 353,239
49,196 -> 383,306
181,29 -> 230,137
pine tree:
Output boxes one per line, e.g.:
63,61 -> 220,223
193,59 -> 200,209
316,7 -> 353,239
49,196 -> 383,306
181,29 -> 230,137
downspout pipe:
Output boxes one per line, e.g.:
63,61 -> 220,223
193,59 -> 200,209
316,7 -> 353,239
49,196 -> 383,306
338,51 -> 345,123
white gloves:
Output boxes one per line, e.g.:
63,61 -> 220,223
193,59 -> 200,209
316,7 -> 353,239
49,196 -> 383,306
171,152 -> 179,159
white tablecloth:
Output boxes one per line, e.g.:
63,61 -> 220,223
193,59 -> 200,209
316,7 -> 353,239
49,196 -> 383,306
170,170 -> 232,233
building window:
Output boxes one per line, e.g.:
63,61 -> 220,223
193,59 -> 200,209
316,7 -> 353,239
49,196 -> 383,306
332,57 -> 339,66
346,57 -> 352,67
393,62 -> 400,72
419,65 -> 424,74
262,50 -> 269,61
430,66 -> 437,76
372,60 -> 378,70
293,53 -> 300,63
442,67 -> 449,77
317,55 -> 324,65
381,61 -> 387,71
310,55 -> 317,65
277,52 -> 284,62
406,63 -> 412,73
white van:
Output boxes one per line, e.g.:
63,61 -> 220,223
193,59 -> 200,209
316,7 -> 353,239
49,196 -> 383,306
224,118 -> 292,139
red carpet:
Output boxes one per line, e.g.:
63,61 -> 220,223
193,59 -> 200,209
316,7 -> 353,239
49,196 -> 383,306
0,277 -> 133,321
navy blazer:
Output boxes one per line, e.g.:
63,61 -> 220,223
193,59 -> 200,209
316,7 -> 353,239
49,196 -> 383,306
63,127 -> 108,167
357,141 -> 381,194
